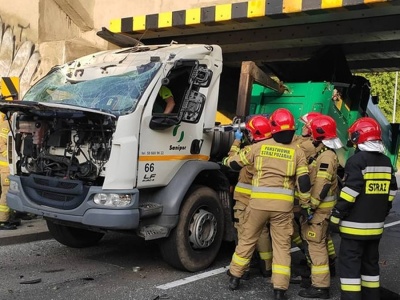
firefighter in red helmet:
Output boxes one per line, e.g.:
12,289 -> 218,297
223,108 -> 311,300
294,112 -> 338,284
330,117 -> 398,300
228,115 -> 273,279
298,115 -> 343,299
246,115 -> 272,141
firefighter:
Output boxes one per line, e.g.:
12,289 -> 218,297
223,108 -> 311,300
330,117 -> 398,300
291,112 -> 324,283
229,115 -> 273,279
295,112 -> 338,282
298,115 -> 343,299
296,112 -> 324,159
0,112 -> 14,230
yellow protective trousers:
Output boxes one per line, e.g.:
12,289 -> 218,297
301,210 -> 330,288
230,208 -> 293,290
233,201 -> 272,271
0,165 -> 10,222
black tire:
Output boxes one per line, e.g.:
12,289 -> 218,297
210,131 -> 234,161
46,220 -> 104,248
160,185 -> 225,272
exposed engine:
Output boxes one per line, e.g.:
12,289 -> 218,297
13,112 -> 115,183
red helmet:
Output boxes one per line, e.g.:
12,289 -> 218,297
269,108 -> 295,134
245,115 -> 272,141
300,112 -> 323,136
309,115 -> 338,141
348,117 -> 382,144
300,112 -> 323,124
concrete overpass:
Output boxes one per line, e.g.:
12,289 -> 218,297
103,0 -> 400,82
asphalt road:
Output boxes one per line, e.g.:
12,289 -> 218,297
1,191 -> 400,300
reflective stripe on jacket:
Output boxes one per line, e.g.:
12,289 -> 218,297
228,139 -> 253,205
224,138 -> 310,212
309,148 -> 338,211
0,120 -> 9,164
335,151 -> 398,240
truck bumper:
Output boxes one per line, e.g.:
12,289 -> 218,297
6,175 -> 140,230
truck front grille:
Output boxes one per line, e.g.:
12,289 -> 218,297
20,174 -> 89,210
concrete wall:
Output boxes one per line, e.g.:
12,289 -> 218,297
0,0 -> 40,43
0,0 -> 239,96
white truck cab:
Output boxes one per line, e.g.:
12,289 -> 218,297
0,43 -> 235,272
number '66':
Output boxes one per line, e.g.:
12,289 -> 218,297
145,163 -> 154,172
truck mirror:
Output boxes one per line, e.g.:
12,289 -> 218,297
149,115 -> 180,130
189,64 -> 212,87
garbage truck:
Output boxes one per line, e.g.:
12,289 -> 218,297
0,41 -> 398,272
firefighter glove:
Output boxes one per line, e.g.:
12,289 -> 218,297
329,208 -> 342,233
331,207 -> 346,220
329,219 -> 340,234
300,206 -> 314,222
234,130 -> 243,141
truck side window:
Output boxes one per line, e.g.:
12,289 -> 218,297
152,65 -> 193,116
150,60 -> 212,129
153,85 -> 176,114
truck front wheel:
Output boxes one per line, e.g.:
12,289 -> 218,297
160,185 -> 224,272
46,220 -> 105,248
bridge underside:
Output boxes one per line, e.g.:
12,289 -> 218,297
104,0 -> 400,82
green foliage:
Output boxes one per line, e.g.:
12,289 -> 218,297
356,72 -> 400,170
357,72 -> 400,123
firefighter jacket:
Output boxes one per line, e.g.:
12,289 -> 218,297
0,119 -> 9,165
309,147 -> 338,212
294,135 -> 315,161
0,118 -> 10,222
331,150 -> 398,240
223,138 -> 311,212
293,136 -> 323,205
228,140 -> 253,206
294,135 -> 324,163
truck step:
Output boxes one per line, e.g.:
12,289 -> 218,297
139,202 -> 163,218
139,225 -> 169,240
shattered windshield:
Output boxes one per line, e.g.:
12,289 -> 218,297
23,61 -> 162,116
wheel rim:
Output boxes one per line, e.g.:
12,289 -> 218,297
189,208 -> 218,249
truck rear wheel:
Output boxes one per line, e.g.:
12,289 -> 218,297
160,185 -> 224,272
46,220 -> 104,248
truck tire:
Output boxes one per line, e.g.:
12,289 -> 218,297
160,185 -> 224,272
210,131 -> 234,161
46,220 -> 104,248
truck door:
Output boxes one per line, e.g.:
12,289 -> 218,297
137,60 -> 214,188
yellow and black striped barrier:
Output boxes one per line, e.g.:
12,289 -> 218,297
0,77 -> 19,101
110,0 -> 390,34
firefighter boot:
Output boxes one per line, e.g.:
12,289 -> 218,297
273,289 -> 287,300
259,260 -> 272,278
227,270 -> 240,290
0,222 -> 17,230
298,286 -> 330,299
241,270 -> 250,280
228,275 -> 240,290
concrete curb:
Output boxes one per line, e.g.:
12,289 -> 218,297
0,217 -> 52,246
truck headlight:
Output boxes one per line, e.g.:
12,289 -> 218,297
93,193 -> 132,207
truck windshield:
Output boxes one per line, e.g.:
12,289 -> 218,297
23,61 -> 162,116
